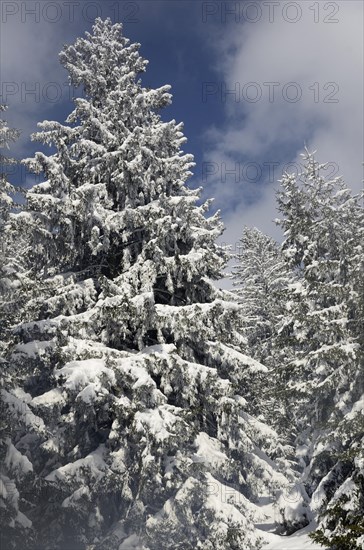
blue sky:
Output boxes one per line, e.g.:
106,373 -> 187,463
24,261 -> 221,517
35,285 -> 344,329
1,1 -> 363,284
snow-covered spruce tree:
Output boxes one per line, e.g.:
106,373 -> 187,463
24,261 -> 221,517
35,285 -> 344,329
4,19 -> 292,550
230,226 -> 293,369
230,227 -> 298,441
0,105 -> 23,342
275,150 -> 364,545
309,193 -> 364,550
0,106 -> 36,549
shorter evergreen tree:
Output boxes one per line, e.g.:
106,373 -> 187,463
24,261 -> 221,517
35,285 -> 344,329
0,106 -> 37,549
276,150 -> 364,544
231,226 -> 292,368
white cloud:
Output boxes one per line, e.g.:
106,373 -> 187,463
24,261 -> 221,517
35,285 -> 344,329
0,10 -> 85,161
202,0 -> 363,252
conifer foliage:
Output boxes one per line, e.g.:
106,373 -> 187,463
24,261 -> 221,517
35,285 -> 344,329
276,153 -> 364,547
1,19 -> 290,550
230,227 -> 296,439
2,18 -> 363,550
0,105 -> 22,340
231,226 -> 291,368
230,152 -> 364,548
0,106 -> 37,550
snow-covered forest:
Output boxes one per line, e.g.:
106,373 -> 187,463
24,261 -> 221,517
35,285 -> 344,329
0,18 -> 363,550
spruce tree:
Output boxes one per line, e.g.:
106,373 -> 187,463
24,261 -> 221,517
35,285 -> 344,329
4,19 -> 291,550
230,227 -> 298,445
231,226 -> 292,369
0,106 -> 37,549
276,150 -> 364,545
0,105 -> 22,340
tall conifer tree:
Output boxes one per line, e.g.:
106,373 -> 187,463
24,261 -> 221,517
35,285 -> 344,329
276,151 -> 364,546
3,20 -> 290,550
